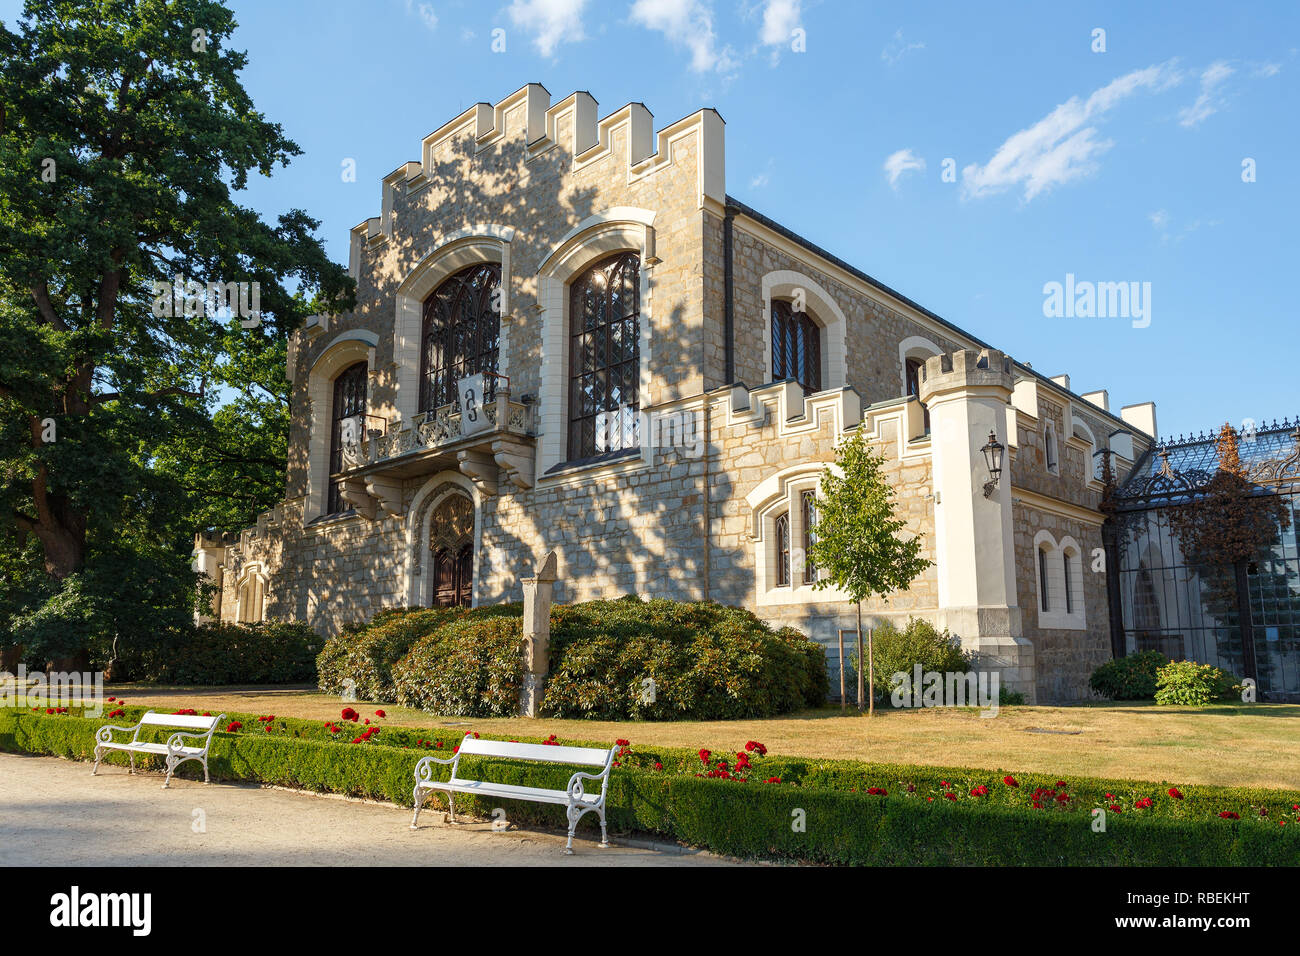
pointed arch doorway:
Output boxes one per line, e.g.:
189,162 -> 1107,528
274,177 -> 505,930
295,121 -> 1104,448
430,493 -> 475,607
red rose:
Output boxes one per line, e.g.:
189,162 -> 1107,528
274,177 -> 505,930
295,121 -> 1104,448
1003,775 -> 1018,788
375,710 -> 386,718
766,777 -> 781,784
698,749 -> 711,764
615,738 -> 629,747
1168,787 -> 1184,800
226,721 -> 242,731
1109,805 -> 1122,813
1219,811 -> 1239,820
341,707 -> 359,722
654,762 -> 663,770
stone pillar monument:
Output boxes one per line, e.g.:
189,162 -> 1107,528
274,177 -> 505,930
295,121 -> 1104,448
919,348 -> 1036,703
519,550 -> 558,717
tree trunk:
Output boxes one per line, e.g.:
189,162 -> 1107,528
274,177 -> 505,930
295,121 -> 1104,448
867,625 -> 875,717
838,629 -> 846,712
856,602 -> 865,713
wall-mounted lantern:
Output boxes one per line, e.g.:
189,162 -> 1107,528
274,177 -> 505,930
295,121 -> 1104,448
980,430 -> 1005,498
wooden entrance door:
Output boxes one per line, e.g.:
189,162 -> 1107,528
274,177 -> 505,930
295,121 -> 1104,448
430,494 -> 474,607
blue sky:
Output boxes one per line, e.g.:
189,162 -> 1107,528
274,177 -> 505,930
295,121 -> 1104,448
7,0 -> 1298,440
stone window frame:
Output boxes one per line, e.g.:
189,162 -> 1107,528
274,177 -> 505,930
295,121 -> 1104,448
393,225 -> 515,426
306,330 -> 378,521
537,208 -> 657,477
235,562 -> 268,623
1032,530 -> 1086,630
1071,418 -> 1105,487
760,270 -> 847,394
403,471 -> 482,608
747,463 -> 849,607
1044,421 -> 1060,475
899,335 -> 942,437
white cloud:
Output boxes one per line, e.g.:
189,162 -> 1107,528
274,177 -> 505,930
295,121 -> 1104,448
507,0 -> 589,58
630,0 -> 739,74
1148,209 -> 1168,230
405,0 -> 438,31
881,29 -> 924,65
1254,62 -> 1282,78
759,0 -> 801,47
883,148 -> 925,189
962,62 -> 1181,202
1179,60 -> 1234,127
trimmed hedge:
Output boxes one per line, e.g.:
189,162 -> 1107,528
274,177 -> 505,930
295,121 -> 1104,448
119,621 -> 321,685
4,707 -> 1297,865
320,597 -> 829,721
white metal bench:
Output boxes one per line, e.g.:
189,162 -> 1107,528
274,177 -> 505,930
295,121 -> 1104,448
411,737 -> 619,854
92,711 -> 225,789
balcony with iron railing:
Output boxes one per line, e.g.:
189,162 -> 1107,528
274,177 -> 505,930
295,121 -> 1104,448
335,383 -> 537,517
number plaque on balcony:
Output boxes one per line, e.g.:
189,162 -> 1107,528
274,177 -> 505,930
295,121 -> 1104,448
458,373 -> 491,438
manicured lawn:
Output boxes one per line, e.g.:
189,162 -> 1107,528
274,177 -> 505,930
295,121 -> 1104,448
64,683 -> 1300,790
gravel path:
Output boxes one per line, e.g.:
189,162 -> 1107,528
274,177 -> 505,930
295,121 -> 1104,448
0,752 -> 744,867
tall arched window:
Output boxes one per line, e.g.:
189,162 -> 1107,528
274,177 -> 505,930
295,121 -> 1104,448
327,361 -> 367,515
568,252 -> 641,460
771,299 -> 821,393
419,262 -> 501,414
775,511 -> 791,587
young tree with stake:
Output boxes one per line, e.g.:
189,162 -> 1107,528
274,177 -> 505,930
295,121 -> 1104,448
807,431 -> 932,715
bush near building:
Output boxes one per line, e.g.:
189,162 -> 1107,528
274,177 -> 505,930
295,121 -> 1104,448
319,597 -> 828,721
1089,651 -> 1171,700
850,618 -> 971,703
117,621 -> 320,685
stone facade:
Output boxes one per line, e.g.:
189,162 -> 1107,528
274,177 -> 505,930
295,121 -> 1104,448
195,84 -> 1159,703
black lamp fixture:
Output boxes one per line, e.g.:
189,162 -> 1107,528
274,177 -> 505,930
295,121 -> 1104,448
980,430 -> 1005,498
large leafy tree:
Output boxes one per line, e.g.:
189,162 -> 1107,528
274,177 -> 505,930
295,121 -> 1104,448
807,432 -> 932,714
0,0 -> 352,657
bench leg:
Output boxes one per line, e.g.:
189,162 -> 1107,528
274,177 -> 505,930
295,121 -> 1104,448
564,805 -> 580,855
92,747 -> 102,776
128,752 -> 136,774
162,757 -> 175,789
447,792 -> 456,825
411,786 -> 425,829
599,809 -> 610,849
203,757 -> 210,784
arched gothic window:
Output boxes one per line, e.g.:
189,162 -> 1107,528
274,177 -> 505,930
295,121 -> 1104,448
327,361 -> 367,515
419,263 -> 501,414
568,252 -> 641,460
775,511 -> 791,587
771,299 -> 821,393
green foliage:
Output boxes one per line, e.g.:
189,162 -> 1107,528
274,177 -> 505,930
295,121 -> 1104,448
3,707 -> 1297,866
851,618 -> 971,701
317,607 -> 468,700
0,0 -> 354,651
326,598 -> 828,721
1154,661 -> 1240,706
541,598 -> 828,720
806,432 -> 931,605
117,621 -> 320,684
392,613 -> 525,717
1089,651 -> 1170,700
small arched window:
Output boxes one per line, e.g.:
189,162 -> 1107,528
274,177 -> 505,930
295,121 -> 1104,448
905,357 -> 931,433
771,299 -> 822,394
775,511 -> 791,587
327,361 -> 368,515
1045,423 -> 1059,474
419,262 -> 501,414
801,490 -> 818,583
568,252 -> 641,460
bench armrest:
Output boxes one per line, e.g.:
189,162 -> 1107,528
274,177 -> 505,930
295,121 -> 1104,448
163,714 -> 225,755
414,753 -> 458,785
95,721 -> 142,746
565,748 -> 619,803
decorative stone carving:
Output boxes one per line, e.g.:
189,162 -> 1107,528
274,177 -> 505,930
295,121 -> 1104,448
457,449 -> 499,496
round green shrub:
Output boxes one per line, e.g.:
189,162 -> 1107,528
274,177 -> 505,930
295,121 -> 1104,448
392,613 -> 524,716
1154,660 -> 1240,705
851,618 -> 971,703
1088,650 -> 1169,700
541,597 -> 827,720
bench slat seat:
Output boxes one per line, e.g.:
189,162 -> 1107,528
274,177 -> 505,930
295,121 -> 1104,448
411,737 -> 619,854
93,711 -> 225,788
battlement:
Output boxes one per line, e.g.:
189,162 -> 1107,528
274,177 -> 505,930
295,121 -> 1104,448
350,83 -> 726,255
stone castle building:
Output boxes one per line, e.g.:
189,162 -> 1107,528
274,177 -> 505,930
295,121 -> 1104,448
192,84 -> 1160,704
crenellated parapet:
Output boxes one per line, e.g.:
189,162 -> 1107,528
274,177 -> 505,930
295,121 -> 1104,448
348,83 -> 726,272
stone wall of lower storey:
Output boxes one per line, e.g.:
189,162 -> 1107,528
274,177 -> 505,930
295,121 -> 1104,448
1012,499 -> 1111,702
